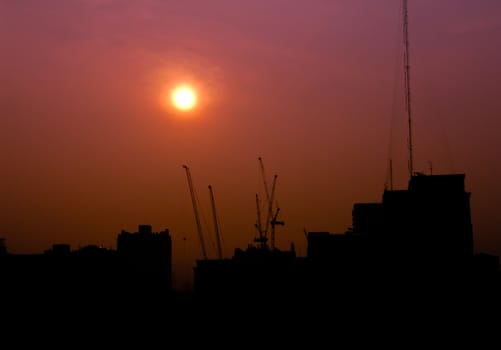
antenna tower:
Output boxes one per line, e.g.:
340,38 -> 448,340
403,0 -> 414,178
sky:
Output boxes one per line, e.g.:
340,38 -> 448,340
2,0 -> 501,290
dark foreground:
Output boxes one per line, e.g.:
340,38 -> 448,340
2,277 -> 500,347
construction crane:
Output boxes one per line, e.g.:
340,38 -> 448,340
182,165 -> 208,260
270,206 -> 284,250
256,157 -> 282,249
254,193 -> 267,248
258,157 -> 271,208
256,157 -> 272,248
208,184 -> 223,260
263,174 -> 278,242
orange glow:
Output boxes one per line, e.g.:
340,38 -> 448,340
171,85 -> 197,111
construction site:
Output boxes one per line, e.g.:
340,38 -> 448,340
2,1 -> 500,323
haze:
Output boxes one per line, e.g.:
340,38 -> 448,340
2,0 -> 501,289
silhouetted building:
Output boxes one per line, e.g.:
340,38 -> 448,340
473,252 -> 500,274
380,173 -> 473,273
193,244 -> 306,299
305,173 -> 498,299
344,174 -> 475,273
1,225 -> 173,307
1,174 -> 499,312
352,203 -> 384,235
193,173 -> 500,302
306,231 -> 373,296
0,238 -> 7,256
45,243 -> 71,256
0,243 -> 126,303
117,224 -> 172,292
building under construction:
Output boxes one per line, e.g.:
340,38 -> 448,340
194,173 -> 500,302
193,243 -> 305,298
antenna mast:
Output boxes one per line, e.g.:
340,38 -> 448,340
403,0 -> 414,178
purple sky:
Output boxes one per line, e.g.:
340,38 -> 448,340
2,0 -> 501,289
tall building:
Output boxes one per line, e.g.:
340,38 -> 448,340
380,173 -> 473,273
306,173 -> 480,295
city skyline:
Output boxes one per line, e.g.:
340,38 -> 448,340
2,0 -> 501,290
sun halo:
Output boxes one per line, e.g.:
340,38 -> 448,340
171,85 -> 197,111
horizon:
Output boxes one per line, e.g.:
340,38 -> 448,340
2,0 -> 501,291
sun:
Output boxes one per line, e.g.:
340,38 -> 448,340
171,85 -> 197,111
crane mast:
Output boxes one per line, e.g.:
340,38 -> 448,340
254,193 -> 265,246
270,207 -> 284,250
208,185 -> 223,260
182,165 -> 208,260
263,174 -> 278,241
256,157 -> 283,250
258,157 -> 271,207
